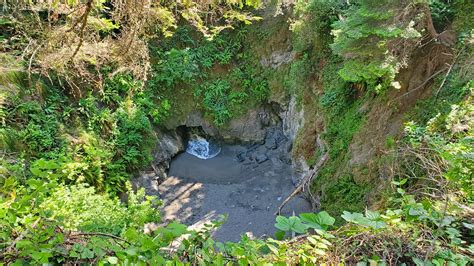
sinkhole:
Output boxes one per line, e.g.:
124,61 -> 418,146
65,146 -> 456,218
160,126 -> 311,242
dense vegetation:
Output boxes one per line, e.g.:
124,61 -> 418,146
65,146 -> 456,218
1,0 -> 473,264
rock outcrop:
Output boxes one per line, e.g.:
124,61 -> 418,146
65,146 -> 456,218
133,129 -> 185,193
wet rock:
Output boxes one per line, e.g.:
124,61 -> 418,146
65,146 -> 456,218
184,112 -> 219,136
265,138 -> 277,150
259,111 -> 271,127
243,160 -> 253,166
132,128 -> 187,194
153,130 -> 185,162
281,96 -> 305,142
274,130 -> 287,144
236,152 -> 246,163
270,157 -> 282,167
256,154 -> 269,164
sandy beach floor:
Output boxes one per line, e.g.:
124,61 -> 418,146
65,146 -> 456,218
160,144 -> 311,242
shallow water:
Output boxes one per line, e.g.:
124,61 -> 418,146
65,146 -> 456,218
161,143 -> 311,242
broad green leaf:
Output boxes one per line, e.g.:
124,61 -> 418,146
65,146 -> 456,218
316,211 -> 335,226
365,210 -> 381,220
289,216 -> 308,234
275,216 -> 290,231
107,256 -> 119,264
341,211 -> 365,224
166,222 -> 188,237
299,211 -> 334,230
299,213 -> 323,230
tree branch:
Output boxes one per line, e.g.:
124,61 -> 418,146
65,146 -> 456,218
70,0 -> 93,60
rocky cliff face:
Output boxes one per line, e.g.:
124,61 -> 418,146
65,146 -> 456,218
278,95 -> 310,183
133,129 -> 185,193
181,106 -> 279,143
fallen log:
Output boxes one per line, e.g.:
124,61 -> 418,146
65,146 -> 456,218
275,152 -> 329,215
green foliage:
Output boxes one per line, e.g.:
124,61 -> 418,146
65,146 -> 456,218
331,0 -> 422,92
113,102 -> 154,170
150,29 -> 244,88
429,0 -> 457,31
275,215 -> 308,234
195,33 -> 243,66
404,83 -> 474,200
195,79 -> 248,125
312,57 -> 368,217
409,52 -> 472,125
341,210 -> 387,229
195,79 -> 230,125
0,170 -> 194,264
230,64 -> 269,102
102,72 -> 142,105
291,0 -> 341,53
275,211 -> 335,240
319,57 -> 363,154
13,100 -> 61,155
284,53 -> 311,98
150,27 -> 269,126
1,69 -> 169,194
324,102 -> 363,158
320,173 -> 370,218
299,211 -> 336,231
41,184 -> 159,235
451,0 -> 474,33
152,48 -> 199,87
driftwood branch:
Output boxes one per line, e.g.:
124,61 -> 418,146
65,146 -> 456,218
275,152 -> 329,215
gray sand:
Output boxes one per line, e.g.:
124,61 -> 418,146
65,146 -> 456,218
160,144 -> 311,242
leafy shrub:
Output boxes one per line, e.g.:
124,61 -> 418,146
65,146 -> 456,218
195,79 -> 249,125
151,48 -> 199,87
113,103 -> 154,170
6,100 -> 62,155
0,172 -> 186,265
102,73 -> 142,105
41,184 -> 159,235
403,83 -> 474,200
451,0 -> 474,33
